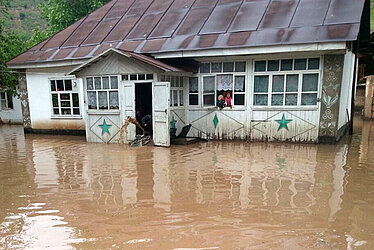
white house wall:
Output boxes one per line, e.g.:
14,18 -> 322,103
0,95 -> 23,124
26,67 -> 86,131
338,51 -> 355,130
78,53 -> 161,77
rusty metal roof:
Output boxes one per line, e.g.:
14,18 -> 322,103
7,0 -> 367,66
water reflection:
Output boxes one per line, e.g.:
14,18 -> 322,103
0,120 -> 374,249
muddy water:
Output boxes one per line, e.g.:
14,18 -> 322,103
0,120 -> 374,249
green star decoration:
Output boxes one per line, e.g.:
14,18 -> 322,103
170,117 -> 177,129
213,114 -> 219,129
275,114 -> 292,131
99,119 -> 112,136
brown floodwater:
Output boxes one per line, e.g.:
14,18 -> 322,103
0,119 -> 374,249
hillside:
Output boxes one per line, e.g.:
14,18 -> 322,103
3,0 -> 47,40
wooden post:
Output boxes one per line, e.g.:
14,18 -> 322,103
364,76 -> 374,119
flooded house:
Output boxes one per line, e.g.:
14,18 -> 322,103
0,91 -> 23,124
6,0 -> 370,146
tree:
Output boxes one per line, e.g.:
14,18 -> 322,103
41,0 -> 111,33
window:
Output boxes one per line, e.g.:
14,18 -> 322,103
253,58 -> 320,107
189,77 -> 198,105
0,91 -> 13,110
86,76 -> 119,110
122,74 -> 153,81
50,79 -> 80,116
197,61 -> 247,108
160,75 -> 185,107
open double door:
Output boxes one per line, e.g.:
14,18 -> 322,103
123,81 -> 170,147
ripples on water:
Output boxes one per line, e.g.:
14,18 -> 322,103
0,120 -> 374,249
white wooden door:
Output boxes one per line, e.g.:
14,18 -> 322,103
123,81 -> 136,141
153,82 -> 170,147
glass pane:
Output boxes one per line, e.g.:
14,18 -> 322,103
109,91 -> 119,110
234,76 -> 245,92
160,75 -> 166,81
94,77 -> 101,90
179,90 -> 184,106
110,76 -> 118,89
223,62 -> 234,72
235,62 -> 246,72
254,76 -> 269,93
98,91 -> 108,109
65,80 -> 72,91
189,77 -> 198,93
281,59 -> 293,71
173,90 -> 178,106
285,94 -> 298,106
255,61 -> 266,72
50,80 -> 56,91
6,92 -> 13,109
72,93 -> 79,107
203,76 -> 215,93
60,101 -> 70,108
146,74 -> 153,80
88,92 -> 97,109
302,74 -> 318,91
271,94 -> 284,106
217,74 -> 233,91
130,75 -> 137,80
234,94 -> 245,105
189,94 -> 198,105
0,92 -> 5,99
200,63 -> 210,73
52,94 -> 58,107
308,58 -> 320,70
60,93 -> 70,101
138,74 -> 145,80
171,76 -> 176,87
61,109 -> 71,115
73,108 -> 80,115
294,59 -> 307,70
203,94 -> 215,106
301,93 -> 317,105
87,78 -> 94,90
211,62 -> 222,73
53,109 -> 60,115
179,77 -> 184,87
57,80 -> 64,91
122,75 -> 129,81
254,95 -> 268,106
272,75 -> 284,92
1,100 -> 6,109
102,77 -> 110,89
268,60 -> 279,71
170,90 -> 173,107
286,75 -> 299,92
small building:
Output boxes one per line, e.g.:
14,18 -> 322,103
6,0 -> 370,146
0,90 -> 23,124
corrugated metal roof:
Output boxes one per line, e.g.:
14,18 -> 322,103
7,0 -> 366,66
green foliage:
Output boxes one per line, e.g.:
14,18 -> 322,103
41,0 -> 111,33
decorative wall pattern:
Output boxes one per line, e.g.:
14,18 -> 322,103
319,55 -> 344,138
17,72 -> 31,128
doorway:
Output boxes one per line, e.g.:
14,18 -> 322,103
135,83 -> 152,135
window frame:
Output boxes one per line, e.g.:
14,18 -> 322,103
160,75 -> 185,108
0,91 -> 13,111
85,75 -> 120,111
49,78 -> 81,117
253,58 -> 321,108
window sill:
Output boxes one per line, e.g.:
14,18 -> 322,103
51,116 -> 83,120
87,110 -> 120,115
188,106 -> 247,111
0,109 -> 15,112
251,106 -> 319,111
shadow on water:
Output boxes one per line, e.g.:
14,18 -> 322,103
0,118 -> 373,249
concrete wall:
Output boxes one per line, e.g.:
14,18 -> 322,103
26,67 -> 86,131
0,94 -> 23,124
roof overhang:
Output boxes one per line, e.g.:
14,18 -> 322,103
68,48 -> 186,76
